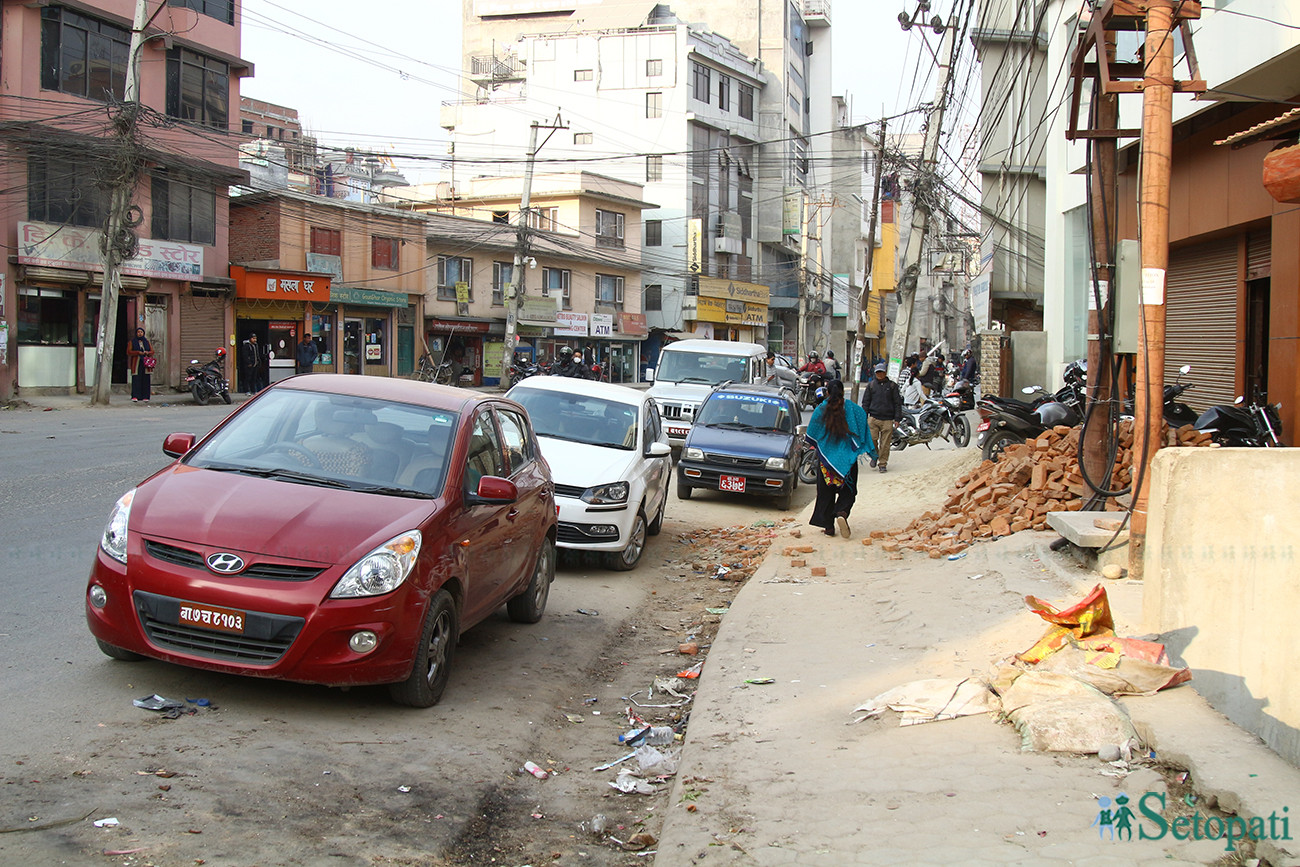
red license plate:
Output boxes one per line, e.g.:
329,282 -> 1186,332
667,426 -> 689,437
719,475 -> 746,493
178,601 -> 246,634
977,420 -> 990,432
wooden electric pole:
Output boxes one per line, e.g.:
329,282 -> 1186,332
91,0 -> 151,406
852,117 -> 887,403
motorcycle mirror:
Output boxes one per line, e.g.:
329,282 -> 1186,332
1235,396 -> 1245,405
1180,364 -> 1191,375
190,359 -> 200,364
1022,385 -> 1040,395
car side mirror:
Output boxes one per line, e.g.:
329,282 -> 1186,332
466,475 -> 518,506
646,441 -> 671,458
796,424 -> 808,437
645,368 -> 656,382
163,432 -> 196,458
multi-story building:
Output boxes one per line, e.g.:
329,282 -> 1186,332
228,190 -> 427,388
392,171 -> 651,384
453,0 -> 828,360
0,0 -> 248,399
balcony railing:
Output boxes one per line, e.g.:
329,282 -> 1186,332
803,0 -> 830,25
470,55 -> 525,81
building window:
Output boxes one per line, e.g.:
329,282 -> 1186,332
528,207 -> 559,231
646,155 -> 663,183
717,74 -> 731,112
241,118 -> 254,134
310,227 -> 341,256
645,219 -> 662,246
372,236 -> 400,270
645,284 -> 662,311
16,288 -> 76,346
646,92 -> 663,119
574,132 -> 593,145
151,172 -> 216,245
691,61 -> 711,104
492,210 -> 510,224
28,151 -> 108,228
492,261 -> 514,306
646,58 -> 663,76
739,83 -> 755,120
40,7 -> 129,103
437,255 -> 472,301
541,267 -> 570,306
596,274 -> 624,305
166,48 -> 230,128
574,69 -> 593,81
167,0 -> 234,25
595,209 -> 625,248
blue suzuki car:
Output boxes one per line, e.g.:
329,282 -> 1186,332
676,384 -> 804,510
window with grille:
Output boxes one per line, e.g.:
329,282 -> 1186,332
595,209 -> 625,248
645,284 -> 662,311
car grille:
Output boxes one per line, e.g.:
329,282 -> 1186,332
661,403 -> 685,420
553,483 -> 586,499
146,540 -> 324,582
704,452 -> 766,469
557,522 -> 621,543
134,591 -> 303,665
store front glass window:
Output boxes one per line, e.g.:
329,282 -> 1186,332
311,312 -> 334,366
17,288 -> 76,344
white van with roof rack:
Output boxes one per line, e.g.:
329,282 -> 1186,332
646,339 -> 770,446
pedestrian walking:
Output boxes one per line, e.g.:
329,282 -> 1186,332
240,333 -> 267,393
805,380 -> 876,539
126,327 -> 155,403
295,332 -> 319,375
861,362 -> 903,473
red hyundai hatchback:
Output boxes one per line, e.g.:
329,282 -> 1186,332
86,375 -> 556,707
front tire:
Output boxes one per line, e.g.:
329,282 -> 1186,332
647,492 -> 666,536
981,430 -> 1024,463
892,428 -> 908,451
676,479 -> 693,500
389,590 -> 457,708
952,414 -> 971,448
191,383 -> 210,406
798,448 -> 818,484
221,388 -> 232,405
507,537 -> 554,623
606,511 -> 647,571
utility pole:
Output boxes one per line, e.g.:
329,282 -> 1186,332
886,11 -> 955,380
796,193 -> 810,362
500,113 -> 567,379
91,0 -> 151,405
852,117 -> 887,403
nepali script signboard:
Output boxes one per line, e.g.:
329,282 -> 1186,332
18,221 -> 204,280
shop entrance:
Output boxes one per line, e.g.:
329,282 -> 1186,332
343,319 -> 363,375
235,319 -> 269,393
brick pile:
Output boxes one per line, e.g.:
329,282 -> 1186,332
679,519 -> 794,581
867,421 -> 1214,558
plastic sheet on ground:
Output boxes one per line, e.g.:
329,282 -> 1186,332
1037,643 -> 1192,696
852,677 -> 999,726
1000,671 -> 1139,753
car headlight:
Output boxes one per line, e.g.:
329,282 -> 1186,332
330,531 -> 423,599
683,447 -> 704,461
582,481 -> 629,505
100,488 -> 136,564
765,457 -> 789,471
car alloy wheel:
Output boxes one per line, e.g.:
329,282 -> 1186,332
508,537 -> 554,623
608,511 -> 647,571
389,589 -> 457,708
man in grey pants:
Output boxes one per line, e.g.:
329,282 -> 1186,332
861,363 -> 903,473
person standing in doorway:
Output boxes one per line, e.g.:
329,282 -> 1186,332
806,380 -> 876,538
241,333 -> 267,393
126,327 -> 154,402
295,332 -> 318,375
861,362 -> 902,473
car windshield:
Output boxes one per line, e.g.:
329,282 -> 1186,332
656,351 -> 748,385
185,388 -> 459,497
511,388 -> 639,450
696,392 -> 793,432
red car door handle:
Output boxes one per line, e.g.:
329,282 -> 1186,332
507,508 -> 520,520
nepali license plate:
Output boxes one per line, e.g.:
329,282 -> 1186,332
976,419 -> 991,432
719,475 -> 746,493
667,426 -> 690,438
178,601 -> 246,634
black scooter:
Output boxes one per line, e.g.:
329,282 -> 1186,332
975,360 -> 1086,461
1195,393 -> 1284,447
185,353 -> 232,406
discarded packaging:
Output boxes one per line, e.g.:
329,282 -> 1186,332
620,831 -> 658,850
133,694 -> 184,712
677,662 -> 704,679
744,677 -> 775,685
592,751 -> 637,772
852,677 -> 999,726
93,818 -> 120,828
523,761 -> 549,779
1000,672 -> 1140,754
619,725 -> 675,746
397,785 -> 412,793
634,744 -> 679,775
564,712 -> 585,724
947,551 -> 968,561
576,608 -> 599,616
581,813 -> 609,836
609,769 -> 658,794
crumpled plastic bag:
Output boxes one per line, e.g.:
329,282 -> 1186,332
634,745 -> 679,776
609,769 -> 658,794
1018,584 -> 1115,664
1038,643 -> 1192,696
852,677 -> 999,725
1000,671 -> 1139,753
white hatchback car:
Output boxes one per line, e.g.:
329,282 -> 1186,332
506,377 -> 672,570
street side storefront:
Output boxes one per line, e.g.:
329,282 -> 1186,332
684,277 -> 771,346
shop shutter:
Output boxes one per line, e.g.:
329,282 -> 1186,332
1246,229 -> 1271,280
180,295 -> 226,366
1164,237 -> 1239,411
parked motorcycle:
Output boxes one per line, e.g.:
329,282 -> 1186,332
1121,364 -> 1199,426
891,393 -> 971,451
945,379 -> 977,412
508,356 -> 543,387
1195,392 -> 1284,447
185,351 -> 231,406
975,360 -> 1086,461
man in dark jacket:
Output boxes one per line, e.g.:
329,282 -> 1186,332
240,333 -> 267,393
861,362 -> 903,473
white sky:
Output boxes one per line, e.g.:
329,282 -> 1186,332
238,1 -> 973,183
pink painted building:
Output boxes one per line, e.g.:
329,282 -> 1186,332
0,0 -> 248,399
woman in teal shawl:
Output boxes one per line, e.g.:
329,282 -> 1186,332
805,379 -> 877,538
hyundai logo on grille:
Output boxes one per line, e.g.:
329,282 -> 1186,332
206,552 -> 246,574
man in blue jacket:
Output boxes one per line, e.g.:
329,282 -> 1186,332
861,363 -> 903,473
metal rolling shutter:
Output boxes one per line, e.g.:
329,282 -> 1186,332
1247,229 -> 1271,280
1164,237 -> 1239,411
179,295 -> 226,366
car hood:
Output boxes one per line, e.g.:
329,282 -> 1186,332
647,382 -> 717,405
685,425 -> 793,459
133,464 -> 437,563
535,436 -> 639,488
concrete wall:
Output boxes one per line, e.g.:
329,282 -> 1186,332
1009,329 -> 1046,393
1143,448 -> 1300,768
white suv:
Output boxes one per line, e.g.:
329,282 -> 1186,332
506,377 -> 672,570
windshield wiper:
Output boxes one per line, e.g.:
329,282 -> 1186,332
261,468 -> 351,489
710,421 -> 756,430
349,483 -> 433,498
678,376 -> 713,384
